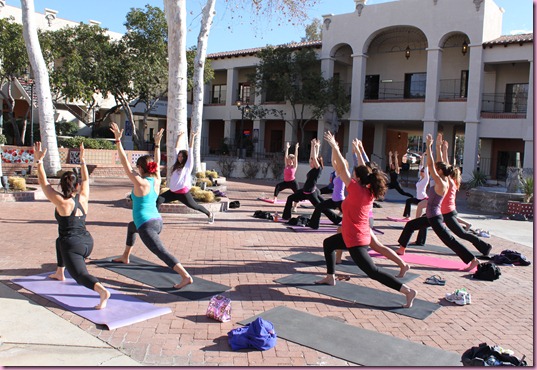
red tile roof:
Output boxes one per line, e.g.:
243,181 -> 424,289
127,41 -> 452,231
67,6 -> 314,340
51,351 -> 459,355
482,33 -> 533,47
208,40 -> 322,59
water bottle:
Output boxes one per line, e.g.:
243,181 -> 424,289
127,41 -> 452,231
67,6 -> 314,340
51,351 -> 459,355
485,355 -> 501,366
274,211 -> 279,222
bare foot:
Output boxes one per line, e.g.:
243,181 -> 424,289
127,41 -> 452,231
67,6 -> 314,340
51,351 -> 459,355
48,272 -> 65,281
112,256 -> 129,264
402,288 -> 417,308
395,246 -> 406,256
314,275 -> 336,286
95,289 -> 111,310
462,258 -> 480,272
396,264 -> 410,278
173,275 -> 194,290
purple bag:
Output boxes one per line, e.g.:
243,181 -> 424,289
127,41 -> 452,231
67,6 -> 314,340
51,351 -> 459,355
206,295 -> 231,322
228,317 -> 277,351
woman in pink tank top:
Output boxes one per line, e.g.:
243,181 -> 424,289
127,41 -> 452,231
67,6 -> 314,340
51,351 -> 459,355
272,142 -> 299,203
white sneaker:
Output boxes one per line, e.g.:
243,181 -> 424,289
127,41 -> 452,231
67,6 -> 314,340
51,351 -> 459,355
445,288 -> 471,305
208,213 -> 215,224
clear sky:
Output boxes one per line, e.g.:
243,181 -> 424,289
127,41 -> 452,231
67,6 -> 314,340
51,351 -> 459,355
27,0 -> 534,54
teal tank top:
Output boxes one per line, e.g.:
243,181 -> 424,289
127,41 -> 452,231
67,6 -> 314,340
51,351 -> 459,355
132,177 -> 161,228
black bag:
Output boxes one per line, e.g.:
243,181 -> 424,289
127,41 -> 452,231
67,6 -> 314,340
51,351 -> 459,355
473,262 -> 501,281
499,250 -> 531,266
229,201 -> 240,209
461,342 -> 527,366
253,210 -> 272,220
287,216 -> 309,227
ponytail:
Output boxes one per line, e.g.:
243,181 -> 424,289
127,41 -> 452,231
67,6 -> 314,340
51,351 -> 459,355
60,171 -> 78,198
354,165 -> 387,199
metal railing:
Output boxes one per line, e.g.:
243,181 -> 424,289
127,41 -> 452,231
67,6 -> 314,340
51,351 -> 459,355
481,93 -> 528,114
365,80 -> 426,100
439,79 -> 467,99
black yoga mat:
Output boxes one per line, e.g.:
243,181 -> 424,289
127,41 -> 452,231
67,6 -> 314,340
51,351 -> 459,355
284,252 -> 420,284
239,306 -> 461,366
274,273 -> 441,320
93,255 -> 230,300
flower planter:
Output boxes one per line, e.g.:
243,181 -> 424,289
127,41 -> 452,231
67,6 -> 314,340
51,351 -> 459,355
507,200 -> 533,218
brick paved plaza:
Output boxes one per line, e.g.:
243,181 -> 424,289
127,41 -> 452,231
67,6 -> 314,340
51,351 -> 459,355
0,178 -> 533,366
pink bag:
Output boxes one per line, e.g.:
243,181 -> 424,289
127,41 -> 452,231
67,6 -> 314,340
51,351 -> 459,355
206,294 -> 232,322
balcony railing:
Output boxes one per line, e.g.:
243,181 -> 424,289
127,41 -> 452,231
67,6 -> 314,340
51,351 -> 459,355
365,80 -> 426,100
481,93 -> 528,114
439,79 -> 467,100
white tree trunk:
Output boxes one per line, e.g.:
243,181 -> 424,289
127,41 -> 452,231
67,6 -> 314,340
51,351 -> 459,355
20,0 -> 61,176
191,0 -> 216,173
164,0 -> 188,180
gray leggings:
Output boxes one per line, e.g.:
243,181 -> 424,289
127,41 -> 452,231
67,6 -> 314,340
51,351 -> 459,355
126,218 -> 179,268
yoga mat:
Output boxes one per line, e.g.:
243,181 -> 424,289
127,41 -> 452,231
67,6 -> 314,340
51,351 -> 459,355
275,273 -> 441,320
283,252 -> 419,284
287,226 -> 338,233
93,255 -> 231,300
238,306 -> 461,366
12,272 -> 172,330
387,216 -> 410,222
368,250 -> 476,271
258,197 -> 284,204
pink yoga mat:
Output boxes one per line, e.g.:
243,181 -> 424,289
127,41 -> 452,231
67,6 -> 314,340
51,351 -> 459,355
368,251 -> 476,271
12,272 -> 172,330
257,197 -> 311,205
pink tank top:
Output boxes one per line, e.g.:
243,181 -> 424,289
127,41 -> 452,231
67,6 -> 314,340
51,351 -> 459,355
441,178 -> 457,214
283,166 -> 296,182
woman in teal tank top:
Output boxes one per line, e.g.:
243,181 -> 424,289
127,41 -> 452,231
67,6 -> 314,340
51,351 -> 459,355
110,123 -> 193,290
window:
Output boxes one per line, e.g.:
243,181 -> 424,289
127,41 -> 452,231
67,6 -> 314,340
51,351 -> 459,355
211,84 -> 227,104
505,83 -> 528,113
460,70 -> 469,98
365,75 -> 380,100
238,83 -> 251,104
404,73 -> 426,98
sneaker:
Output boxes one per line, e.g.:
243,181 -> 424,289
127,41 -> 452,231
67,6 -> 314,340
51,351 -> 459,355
208,213 -> 215,224
445,288 -> 471,305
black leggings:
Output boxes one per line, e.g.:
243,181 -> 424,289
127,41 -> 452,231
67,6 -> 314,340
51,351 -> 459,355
274,180 -> 299,197
323,233 -> 402,291
403,197 -> 425,217
308,198 -> 342,229
126,219 -> 180,268
56,233 -> 98,290
433,211 -> 492,255
399,215 -> 475,264
159,190 -> 210,217
282,189 -> 323,219
388,182 -> 414,198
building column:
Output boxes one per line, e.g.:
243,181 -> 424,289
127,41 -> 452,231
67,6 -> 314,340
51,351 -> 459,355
253,118 -> 262,155
462,122 -> 479,181
224,120 -> 232,142
523,59 -> 533,169
372,122 -> 386,169
423,48 -> 442,122
320,57 -> 335,80
349,54 -> 367,122
422,120 -> 439,149
465,44 -> 484,123
226,67 -> 238,108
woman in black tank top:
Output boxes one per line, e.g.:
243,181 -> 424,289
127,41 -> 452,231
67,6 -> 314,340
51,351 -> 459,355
34,142 -> 110,310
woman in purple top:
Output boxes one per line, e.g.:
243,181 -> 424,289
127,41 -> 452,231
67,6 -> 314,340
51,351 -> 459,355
395,134 -> 479,271
307,154 -> 346,229
272,142 -> 299,203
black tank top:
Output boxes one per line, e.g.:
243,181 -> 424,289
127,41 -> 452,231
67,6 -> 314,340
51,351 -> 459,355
55,194 -> 88,238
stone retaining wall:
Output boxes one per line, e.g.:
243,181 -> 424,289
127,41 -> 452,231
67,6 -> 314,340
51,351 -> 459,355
467,187 -> 525,214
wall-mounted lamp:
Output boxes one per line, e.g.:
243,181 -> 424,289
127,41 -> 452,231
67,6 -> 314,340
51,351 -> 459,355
405,45 -> 411,60
397,132 -> 401,139
461,40 -> 468,55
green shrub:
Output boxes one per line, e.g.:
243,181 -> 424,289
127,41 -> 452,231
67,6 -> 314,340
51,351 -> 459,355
242,159 -> 260,179
521,176 -> 534,203
58,136 -> 115,149
0,134 -> 7,145
217,156 -> 236,178
466,170 -> 488,188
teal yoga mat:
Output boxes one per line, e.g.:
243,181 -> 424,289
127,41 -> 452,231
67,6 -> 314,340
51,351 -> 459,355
239,306 -> 461,366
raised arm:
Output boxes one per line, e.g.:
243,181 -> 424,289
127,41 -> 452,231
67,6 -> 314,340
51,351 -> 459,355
294,142 -> 299,168
33,142 -> 64,206
310,138 -> 320,169
435,133 -> 444,162
324,131 -> 350,186
78,142 -> 90,200
189,130 -> 197,149
284,142 -> 290,160
442,139 -> 450,165
153,128 -> 164,182
393,151 -> 400,173
175,131 -> 185,151
426,134 -> 442,186
388,150 -> 393,169
110,122 -> 144,186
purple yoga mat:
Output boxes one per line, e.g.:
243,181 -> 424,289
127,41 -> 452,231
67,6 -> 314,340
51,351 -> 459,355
12,272 -> 172,330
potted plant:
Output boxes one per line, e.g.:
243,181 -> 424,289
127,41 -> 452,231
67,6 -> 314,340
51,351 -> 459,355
507,176 -> 533,218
